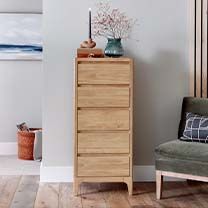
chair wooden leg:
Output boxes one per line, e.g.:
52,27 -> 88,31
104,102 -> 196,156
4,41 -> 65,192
156,170 -> 163,200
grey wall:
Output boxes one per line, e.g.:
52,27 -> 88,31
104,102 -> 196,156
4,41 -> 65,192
0,0 -> 42,143
0,61 -> 42,142
43,0 -> 189,166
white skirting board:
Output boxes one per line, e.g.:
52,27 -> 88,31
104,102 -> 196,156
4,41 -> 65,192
40,165 -> 73,182
40,165 -> 182,182
0,142 -> 17,155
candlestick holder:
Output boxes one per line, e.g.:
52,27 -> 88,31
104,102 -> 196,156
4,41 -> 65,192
80,38 -> 96,48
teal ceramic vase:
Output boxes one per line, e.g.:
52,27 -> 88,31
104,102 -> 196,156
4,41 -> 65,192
104,38 -> 124,57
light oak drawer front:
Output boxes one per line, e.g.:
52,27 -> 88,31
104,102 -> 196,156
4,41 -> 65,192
78,109 -> 130,130
78,63 -> 130,84
78,87 -> 130,107
78,156 -> 129,177
78,132 -> 130,154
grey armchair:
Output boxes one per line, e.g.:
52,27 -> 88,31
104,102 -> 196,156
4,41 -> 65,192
155,97 -> 208,199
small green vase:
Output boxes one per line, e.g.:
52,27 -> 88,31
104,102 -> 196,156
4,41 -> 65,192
104,38 -> 124,58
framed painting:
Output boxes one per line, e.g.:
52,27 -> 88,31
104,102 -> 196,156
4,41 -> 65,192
0,13 -> 42,60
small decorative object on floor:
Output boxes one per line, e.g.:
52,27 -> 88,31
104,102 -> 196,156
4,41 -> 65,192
16,122 -> 41,160
92,2 -> 138,57
80,8 -> 96,48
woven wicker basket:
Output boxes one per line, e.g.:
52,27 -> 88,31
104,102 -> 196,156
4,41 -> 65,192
17,128 -> 40,160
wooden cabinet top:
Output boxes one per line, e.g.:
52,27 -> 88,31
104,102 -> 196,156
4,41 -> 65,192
76,57 -> 133,62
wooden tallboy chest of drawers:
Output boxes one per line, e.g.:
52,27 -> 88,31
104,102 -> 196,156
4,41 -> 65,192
74,58 -> 133,195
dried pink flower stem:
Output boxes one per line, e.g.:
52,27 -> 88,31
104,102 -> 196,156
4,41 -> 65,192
92,2 -> 137,40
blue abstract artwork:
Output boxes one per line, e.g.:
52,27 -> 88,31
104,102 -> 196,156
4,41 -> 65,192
0,13 -> 42,60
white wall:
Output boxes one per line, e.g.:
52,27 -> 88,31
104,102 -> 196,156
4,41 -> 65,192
43,0 -> 189,168
0,0 -> 42,143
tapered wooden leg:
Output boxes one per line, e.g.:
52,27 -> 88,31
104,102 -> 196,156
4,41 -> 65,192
156,170 -> 163,200
73,180 -> 81,196
125,178 -> 133,195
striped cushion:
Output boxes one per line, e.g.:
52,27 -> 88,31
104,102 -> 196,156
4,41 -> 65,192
181,112 -> 208,143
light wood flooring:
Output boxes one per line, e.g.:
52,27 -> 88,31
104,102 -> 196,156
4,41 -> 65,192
0,176 -> 208,208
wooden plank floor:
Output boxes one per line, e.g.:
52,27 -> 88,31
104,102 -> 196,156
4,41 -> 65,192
0,176 -> 208,208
